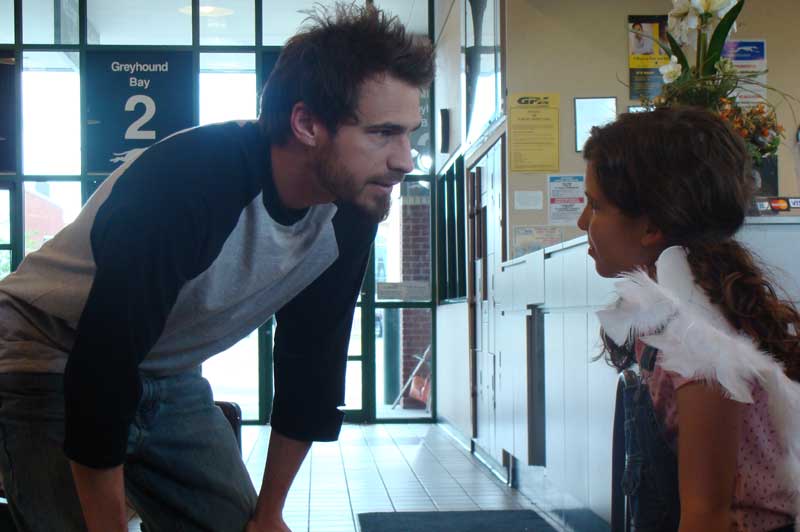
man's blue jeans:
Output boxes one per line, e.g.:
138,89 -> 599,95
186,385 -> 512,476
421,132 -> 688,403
0,370 -> 257,531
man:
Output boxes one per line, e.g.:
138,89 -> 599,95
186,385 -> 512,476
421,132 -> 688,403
0,4 -> 434,531
630,22 -> 653,55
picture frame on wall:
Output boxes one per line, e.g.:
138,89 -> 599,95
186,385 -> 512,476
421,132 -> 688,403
574,97 -> 617,152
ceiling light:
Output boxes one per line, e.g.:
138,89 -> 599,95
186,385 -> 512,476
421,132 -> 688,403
418,155 -> 433,172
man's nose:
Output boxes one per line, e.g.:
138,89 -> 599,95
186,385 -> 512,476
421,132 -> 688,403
388,136 -> 414,175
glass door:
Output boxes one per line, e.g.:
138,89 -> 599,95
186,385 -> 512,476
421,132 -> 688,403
0,183 -> 12,279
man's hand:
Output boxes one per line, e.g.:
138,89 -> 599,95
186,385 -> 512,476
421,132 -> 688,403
249,431 -> 311,532
245,515 -> 291,532
69,461 -> 127,532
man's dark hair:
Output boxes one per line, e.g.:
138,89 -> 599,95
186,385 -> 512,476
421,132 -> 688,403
258,3 -> 435,144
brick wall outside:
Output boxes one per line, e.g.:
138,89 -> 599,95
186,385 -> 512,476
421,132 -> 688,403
400,189 -> 432,408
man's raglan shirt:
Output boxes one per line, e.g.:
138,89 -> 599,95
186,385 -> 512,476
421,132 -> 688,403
0,120 -> 377,468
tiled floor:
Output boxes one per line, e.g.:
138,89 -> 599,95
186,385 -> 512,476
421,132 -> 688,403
130,423 -> 567,532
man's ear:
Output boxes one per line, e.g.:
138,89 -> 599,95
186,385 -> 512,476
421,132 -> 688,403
289,102 -> 327,147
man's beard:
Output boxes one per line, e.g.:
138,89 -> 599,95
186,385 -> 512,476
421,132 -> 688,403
315,146 -> 394,223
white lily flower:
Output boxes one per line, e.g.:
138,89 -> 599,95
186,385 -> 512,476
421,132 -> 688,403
691,0 -> 736,15
670,0 -> 692,17
659,55 -> 683,83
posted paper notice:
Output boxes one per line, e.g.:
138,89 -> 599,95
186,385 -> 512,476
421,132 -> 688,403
549,175 -> 585,226
508,93 -> 560,173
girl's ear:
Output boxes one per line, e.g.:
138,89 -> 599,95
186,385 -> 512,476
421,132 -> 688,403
640,220 -> 665,248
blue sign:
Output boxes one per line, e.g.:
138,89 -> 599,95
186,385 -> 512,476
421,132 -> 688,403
723,40 -> 766,61
85,51 -> 193,173
0,53 -> 15,173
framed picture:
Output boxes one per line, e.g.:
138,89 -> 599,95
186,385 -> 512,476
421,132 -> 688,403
574,97 -> 617,152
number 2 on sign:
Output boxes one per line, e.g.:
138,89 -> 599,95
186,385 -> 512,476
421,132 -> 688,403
124,94 -> 156,140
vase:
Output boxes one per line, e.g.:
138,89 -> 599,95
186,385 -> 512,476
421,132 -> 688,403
752,155 -> 778,197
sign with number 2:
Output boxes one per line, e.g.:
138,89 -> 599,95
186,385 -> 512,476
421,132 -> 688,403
85,51 -> 193,173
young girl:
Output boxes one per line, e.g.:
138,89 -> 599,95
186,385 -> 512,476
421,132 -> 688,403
577,107 -> 799,532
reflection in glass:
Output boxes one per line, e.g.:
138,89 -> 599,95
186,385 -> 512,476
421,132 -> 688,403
199,53 -> 257,125
347,307 -> 362,358
409,87 -> 432,176
575,97 -> 617,152
22,52 -> 81,175
375,307 -> 432,419
88,0 -> 190,45
23,0 -> 79,44
202,329 -> 260,421
0,189 -> 9,244
376,181 -> 431,301
465,0 -> 501,144
23,181 -> 81,255
0,0 -> 13,43
199,0 -> 254,46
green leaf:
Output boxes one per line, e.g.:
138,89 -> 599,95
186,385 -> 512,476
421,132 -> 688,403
667,32 -> 691,75
704,0 -> 745,76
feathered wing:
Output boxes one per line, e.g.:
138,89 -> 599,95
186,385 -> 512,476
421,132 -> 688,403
596,246 -> 800,521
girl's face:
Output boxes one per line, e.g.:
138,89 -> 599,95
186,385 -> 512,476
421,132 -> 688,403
577,162 -> 664,278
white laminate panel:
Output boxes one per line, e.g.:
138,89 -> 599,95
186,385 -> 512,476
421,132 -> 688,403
496,311 -> 525,463
544,312 -> 566,490
512,311 -> 530,462
586,314 -> 617,523
476,347 -> 496,458
435,303 -> 472,440
494,264 -> 513,311
545,255 -> 565,309
563,313 -> 589,505
511,251 -> 546,309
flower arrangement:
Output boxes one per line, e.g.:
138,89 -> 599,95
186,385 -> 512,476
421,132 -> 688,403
644,0 -> 794,164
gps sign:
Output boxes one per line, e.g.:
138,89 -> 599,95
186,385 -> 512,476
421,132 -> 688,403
85,51 -> 193,173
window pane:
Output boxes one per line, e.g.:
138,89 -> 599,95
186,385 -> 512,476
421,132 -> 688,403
375,181 -> 432,302
0,52 -> 15,173
409,87 -> 432,176
263,0 -> 337,46
375,307 -> 432,419
343,307 -> 362,410
24,181 -> 81,254
87,0 -> 191,45
373,0 -> 429,34
465,0 -> 500,144
0,188 -> 9,243
344,360 -> 362,410
0,250 -> 9,279
0,0 -> 13,43
23,0 -> 78,44
200,0 -> 254,46
22,52 -> 81,175
203,329 -> 260,421
348,307 -> 361,358
199,53 -> 257,125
